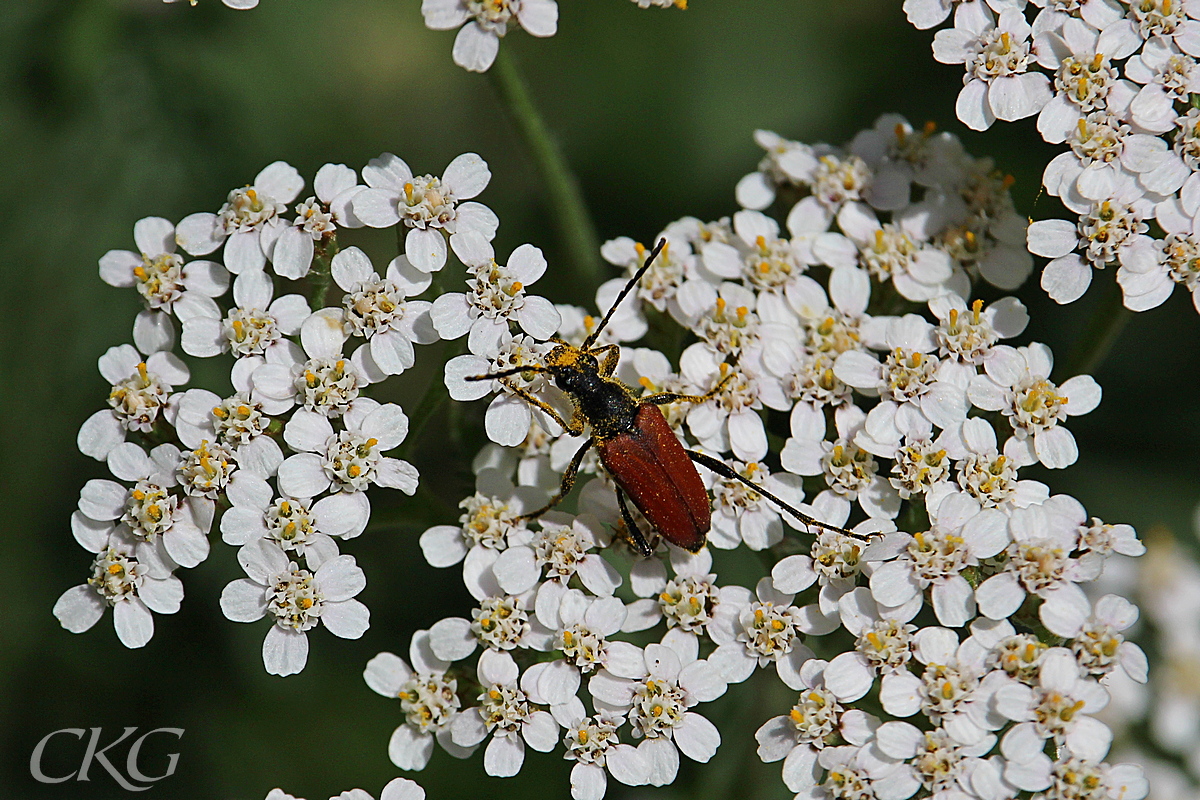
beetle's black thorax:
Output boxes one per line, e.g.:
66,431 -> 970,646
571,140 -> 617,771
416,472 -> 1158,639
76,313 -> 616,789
555,368 -> 638,441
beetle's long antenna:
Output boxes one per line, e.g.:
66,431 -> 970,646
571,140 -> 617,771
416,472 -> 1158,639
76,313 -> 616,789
582,237 -> 667,350
465,365 -> 553,381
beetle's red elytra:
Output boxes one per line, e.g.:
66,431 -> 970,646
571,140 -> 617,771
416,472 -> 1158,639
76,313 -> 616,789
599,403 -> 710,553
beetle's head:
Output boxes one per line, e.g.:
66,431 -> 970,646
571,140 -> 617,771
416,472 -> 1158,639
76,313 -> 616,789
545,345 -> 598,395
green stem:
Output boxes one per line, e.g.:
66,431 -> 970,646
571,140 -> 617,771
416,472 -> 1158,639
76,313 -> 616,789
489,46 -> 603,292
399,344 -> 453,460
308,236 -> 339,308
1061,276 -> 1132,377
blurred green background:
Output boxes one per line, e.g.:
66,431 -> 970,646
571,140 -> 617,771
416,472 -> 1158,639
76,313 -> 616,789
2,0 -> 1198,798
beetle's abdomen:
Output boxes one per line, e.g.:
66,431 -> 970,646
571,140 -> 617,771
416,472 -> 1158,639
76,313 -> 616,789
599,403 -> 710,552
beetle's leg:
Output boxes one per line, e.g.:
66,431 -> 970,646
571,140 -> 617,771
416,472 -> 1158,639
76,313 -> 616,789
500,381 -> 584,436
614,487 -> 655,558
518,437 -> 595,520
642,371 -> 734,407
590,344 -> 621,377
685,450 -> 876,543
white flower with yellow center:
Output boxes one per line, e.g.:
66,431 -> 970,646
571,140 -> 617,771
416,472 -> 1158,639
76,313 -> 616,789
933,4 -> 1052,130
365,630 -> 474,770
54,529 -> 183,649
272,163 -> 365,279
1126,37 -> 1200,133
815,203 -> 957,301
817,588 -> 921,704
706,458 -> 806,551
834,314 -> 970,437
252,308 -> 376,418
975,495 -> 1104,620
561,711 -> 649,800
281,399 -> 415,495
587,642 -> 727,787
755,660 -> 881,795
709,577 -> 834,688
180,270 -> 310,363
701,210 -> 808,295
492,513 -> 620,600
674,281 -> 763,357
1117,213 -> 1200,313
420,468 -> 545,575
423,0 -> 558,72
994,648 -> 1113,774
352,152 -> 497,271
781,402 -> 902,520
1040,592 -> 1148,683
950,417 -> 1050,512
448,650 -> 560,778
967,343 -> 1101,469
877,626 -> 1003,747
77,342 -> 189,461
427,590 -> 552,665
1029,193 -> 1153,304
222,469 -> 368,549
175,161 -> 305,274
331,246 -> 438,376
869,492 -> 1008,627
430,235 -> 560,355
77,441 -> 214,568
220,539 -> 368,676
679,344 -> 775,462
595,234 -> 693,337
99,216 -> 229,334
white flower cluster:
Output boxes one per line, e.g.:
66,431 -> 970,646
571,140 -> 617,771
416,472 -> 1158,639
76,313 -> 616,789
360,116 -> 1150,800
908,0 -> 1200,312
56,154 -> 503,680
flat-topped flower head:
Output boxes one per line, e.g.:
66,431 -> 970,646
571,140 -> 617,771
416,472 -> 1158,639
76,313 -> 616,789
278,399 -> 417,498
54,527 -> 182,650
448,650 -> 559,777
78,342 -> 189,462
968,343 -> 1101,469
430,235 -> 559,355
75,442 -> 214,568
587,642 -> 726,786
220,539 -> 368,676
99,216 -> 229,324
365,630 -> 472,770
176,162 -> 305,274
352,152 -> 497,271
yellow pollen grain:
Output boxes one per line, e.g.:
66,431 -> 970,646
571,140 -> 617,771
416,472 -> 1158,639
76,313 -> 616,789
132,489 -> 146,501
347,464 -> 362,478
134,265 -> 148,280
874,229 -> 885,250
404,183 -> 415,203
942,681 -> 955,699
923,120 -> 937,135
715,297 -> 727,312
365,438 -> 378,448
578,729 -> 589,743
108,563 -> 123,574
212,406 -> 228,419
237,404 -> 251,417
790,708 -> 805,723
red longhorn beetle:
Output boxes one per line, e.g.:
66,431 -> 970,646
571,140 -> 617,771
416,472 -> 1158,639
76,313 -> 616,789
466,239 -> 866,557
